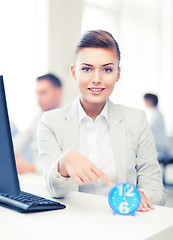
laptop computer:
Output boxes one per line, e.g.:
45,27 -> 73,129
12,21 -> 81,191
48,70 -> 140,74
0,75 -> 66,212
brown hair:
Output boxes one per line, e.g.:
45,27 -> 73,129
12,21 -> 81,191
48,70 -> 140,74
75,30 -> 121,62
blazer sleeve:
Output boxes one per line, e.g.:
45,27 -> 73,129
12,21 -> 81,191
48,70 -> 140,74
37,111 -> 78,198
136,111 -> 166,205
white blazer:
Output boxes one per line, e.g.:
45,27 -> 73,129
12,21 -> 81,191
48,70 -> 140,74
38,99 -> 166,205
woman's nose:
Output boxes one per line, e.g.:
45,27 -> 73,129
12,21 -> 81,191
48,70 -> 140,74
92,70 -> 101,84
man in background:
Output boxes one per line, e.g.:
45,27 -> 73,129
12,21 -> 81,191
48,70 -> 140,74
143,93 -> 170,162
14,73 -> 62,173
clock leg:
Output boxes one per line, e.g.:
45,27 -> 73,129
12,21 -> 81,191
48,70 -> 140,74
131,212 -> 135,216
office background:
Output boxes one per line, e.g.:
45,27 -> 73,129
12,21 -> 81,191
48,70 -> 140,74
0,0 -> 173,204
0,0 -> 172,132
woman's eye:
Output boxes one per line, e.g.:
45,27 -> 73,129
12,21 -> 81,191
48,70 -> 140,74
82,67 -> 91,72
103,68 -> 112,73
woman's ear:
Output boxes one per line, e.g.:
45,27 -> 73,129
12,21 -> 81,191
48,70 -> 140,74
71,65 -> 76,80
115,67 -> 121,83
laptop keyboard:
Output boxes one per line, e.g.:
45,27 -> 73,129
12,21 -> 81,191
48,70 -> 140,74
0,191 -> 66,212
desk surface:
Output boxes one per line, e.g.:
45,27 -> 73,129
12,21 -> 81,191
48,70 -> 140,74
0,173 -> 173,240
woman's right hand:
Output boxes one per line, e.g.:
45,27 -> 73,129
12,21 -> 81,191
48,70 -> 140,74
58,149 -> 112,186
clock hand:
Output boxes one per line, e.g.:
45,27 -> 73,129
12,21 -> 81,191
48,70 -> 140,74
123,187 -> 129,205
123,196 -> 129,206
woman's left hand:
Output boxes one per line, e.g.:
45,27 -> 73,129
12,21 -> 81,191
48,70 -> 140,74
137,190 -> 154,212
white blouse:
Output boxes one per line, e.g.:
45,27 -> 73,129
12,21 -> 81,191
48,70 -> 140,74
78,99 -> 117,196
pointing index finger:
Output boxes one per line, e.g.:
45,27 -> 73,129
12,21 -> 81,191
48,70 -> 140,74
92,166 -> 113,186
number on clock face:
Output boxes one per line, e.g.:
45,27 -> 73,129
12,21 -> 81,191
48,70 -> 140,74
119,202 -> 129,213
117,184 -> 134,197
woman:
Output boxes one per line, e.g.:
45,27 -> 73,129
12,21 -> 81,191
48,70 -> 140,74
38,30 -> 166,212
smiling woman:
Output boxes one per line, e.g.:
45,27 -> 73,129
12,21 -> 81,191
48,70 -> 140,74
71,47 -> 120,119
38,30 -> 166,212
70,30 -> 121,117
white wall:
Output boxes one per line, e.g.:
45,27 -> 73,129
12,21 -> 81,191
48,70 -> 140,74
160,0 -> 173,136
0,0 -> 49,130
48,0 -> 84,105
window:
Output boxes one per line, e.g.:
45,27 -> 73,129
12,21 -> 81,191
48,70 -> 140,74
0,0 -> 48,130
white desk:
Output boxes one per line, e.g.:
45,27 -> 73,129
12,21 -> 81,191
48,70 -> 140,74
0,174 -> 173,240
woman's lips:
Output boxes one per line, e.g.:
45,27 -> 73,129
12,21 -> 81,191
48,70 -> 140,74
88,88 -> 105,94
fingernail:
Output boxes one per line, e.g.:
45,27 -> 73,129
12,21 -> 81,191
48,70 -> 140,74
108,181 -> 113,186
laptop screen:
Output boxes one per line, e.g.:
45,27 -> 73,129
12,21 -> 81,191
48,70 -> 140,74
0,76 -> 20,196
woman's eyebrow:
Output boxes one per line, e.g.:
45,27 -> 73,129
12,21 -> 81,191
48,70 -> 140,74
80,63 -> 93,66
102,63 -> 115,66
80,63 -> 115,66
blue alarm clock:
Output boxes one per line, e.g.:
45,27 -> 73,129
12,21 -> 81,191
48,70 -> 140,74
108,183 -> 141,216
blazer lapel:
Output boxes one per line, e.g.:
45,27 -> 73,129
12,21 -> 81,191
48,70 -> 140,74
64,100 -> 80,151
108,100 -> 127,183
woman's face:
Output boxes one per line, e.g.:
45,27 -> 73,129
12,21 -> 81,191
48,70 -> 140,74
71,47 -> 121,107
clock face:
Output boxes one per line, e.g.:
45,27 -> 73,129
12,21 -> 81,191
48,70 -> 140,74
108,183 -> 141,215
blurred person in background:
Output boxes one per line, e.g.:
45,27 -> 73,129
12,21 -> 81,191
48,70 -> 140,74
14,73 -> 62,174
143,93 -> 170,162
